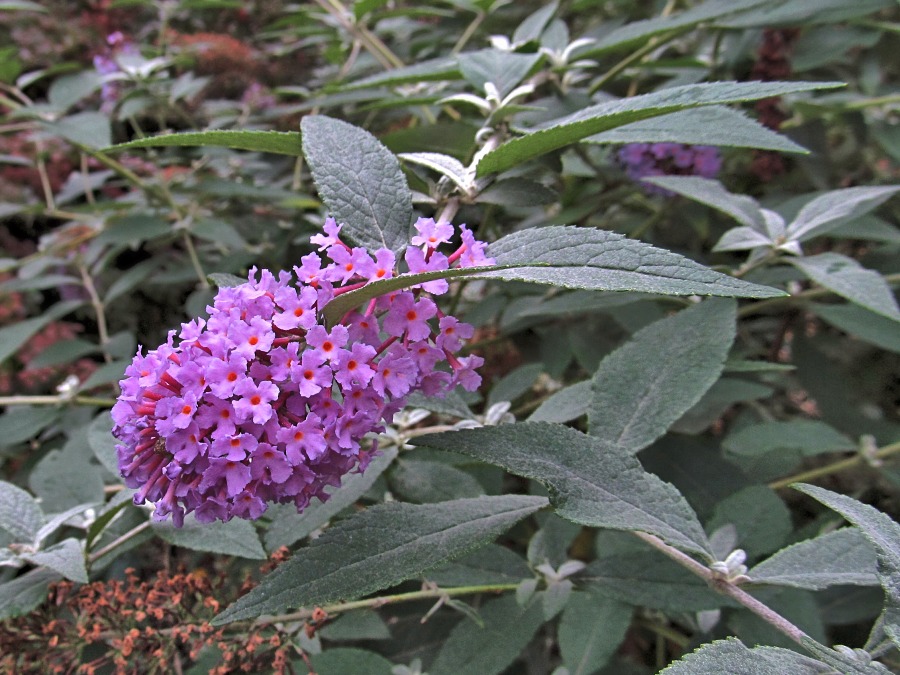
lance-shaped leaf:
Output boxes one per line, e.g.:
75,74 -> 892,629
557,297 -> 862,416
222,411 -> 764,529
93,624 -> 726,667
795,484 -> 900,650
153,515 -> 266,560
105,130 -> 303,155
429,594 -> 545,675
458,50 -> 543,98
301,115 -> 413,253
661,638 -> 838,675
559,593 -> 632,675
480,226 -> 783,298
264,445 -> 398,551
213,495 -> 548,624
414,424 -> 713,559
585,106 -> 808,153
639,176 -> 765,230
811,303 -> 900,354
340,56 -> 460,91
0,481 -> 43,543
786,185 -> 900,242
587,298 -> 736,453
399,152 -> 471,193
477,81 -> 842,175
749,528 -> 879,590
21,538 -> 88,584
320,226 -> 782,324
790,253 -> 900,323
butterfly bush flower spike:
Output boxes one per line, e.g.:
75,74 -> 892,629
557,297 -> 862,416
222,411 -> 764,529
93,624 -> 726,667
111,220 -> 491,526
617,142 -> 722,196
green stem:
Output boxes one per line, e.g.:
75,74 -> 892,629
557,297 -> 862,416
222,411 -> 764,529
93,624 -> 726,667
257,583 -> 520,625
182,231 -> 209,288
589,29 -> 684,95
79,262 -> 112,362
0,395 -> 117,407
632,531 -> 810,647
769,441 -> 900,490
88,520 -> 153,563
452,9 -> 486,55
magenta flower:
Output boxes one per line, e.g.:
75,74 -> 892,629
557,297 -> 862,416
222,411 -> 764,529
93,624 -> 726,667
112,219 -> 491,525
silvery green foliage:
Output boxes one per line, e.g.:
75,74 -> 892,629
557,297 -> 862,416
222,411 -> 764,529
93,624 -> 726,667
1,0 -> 898,672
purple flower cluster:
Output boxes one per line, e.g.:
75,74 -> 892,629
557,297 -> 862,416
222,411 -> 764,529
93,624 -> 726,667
617,143 -> 722,195
93,32 -> 138,112
112,218 -> 493,526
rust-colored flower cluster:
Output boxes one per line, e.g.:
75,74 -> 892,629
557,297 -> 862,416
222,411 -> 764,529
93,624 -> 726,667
0,550 -> 301,675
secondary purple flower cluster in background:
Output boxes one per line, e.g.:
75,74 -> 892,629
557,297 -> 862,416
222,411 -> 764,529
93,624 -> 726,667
93,32 -> 139,112
617,142 -> 722,195
112,218 -> 493,526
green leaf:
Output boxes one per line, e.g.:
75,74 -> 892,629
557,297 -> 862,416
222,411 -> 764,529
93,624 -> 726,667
583,551 -> 728,611
106,130 -> 303,155
96,213 -> 172,246
586,106 -> 808,153
812,303 -> 900,354
208,272 -> 246,288
576,0 -> 773,57
152,515 -> 265,559
661,638 -> 833,675
87,413 -> 120,475
749,528 -> 879,590
794,484 -> 900,651
0,299 -> 83,366
0,405 -> 61,448
214,495 -> 548,624
718,0 -> 894,27
477,178 -> 558,206
427,544 -> 532,587
458,50 -> 542,98
0,1 -> 49,10
528,380 -> 591,424
309,648 -> 395,675
790,253 -> 900,322
723,420 -> 855,458
477,81 -> 842,176
707,486 -> 792,557
559,593 -> 632,675
671,378 -> 773,434
399,152 -> 470,192
512,1 -> 558,45
43,111 -> 111,149
639,176 -> 765,230
0,568 -> 59,620
29,448 -> 105,514
587,298 -> 736,453
0,481 -> 43,543
482,226 -> 783,298
301,115 -> 413,253
48,71 -> 104,111
786,186 -> 900,242
318,611 -> 391,641
341,56 -> 460,91
414,424 -> 713,559
263,445 -> 397,551
390,459 -> 485,503
428,594 -> 545,675
21,538 -> 88,583
322,227 -> 782,325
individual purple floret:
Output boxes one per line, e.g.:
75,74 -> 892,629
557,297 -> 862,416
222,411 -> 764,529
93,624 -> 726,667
616,142 -> 722,196
111,217 -> 493,526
